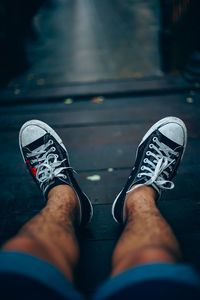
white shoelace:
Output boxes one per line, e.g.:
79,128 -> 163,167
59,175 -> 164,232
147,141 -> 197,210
26,139 -> 71,187
128,136 -> 180,193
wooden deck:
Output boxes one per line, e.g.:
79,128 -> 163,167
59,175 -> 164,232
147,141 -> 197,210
0,90 -> 200,295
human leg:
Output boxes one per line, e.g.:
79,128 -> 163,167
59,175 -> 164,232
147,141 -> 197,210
1,120 -> 93,282
112,116 -> 186,275
2,185 -> 79,281
112,185 -> 181,276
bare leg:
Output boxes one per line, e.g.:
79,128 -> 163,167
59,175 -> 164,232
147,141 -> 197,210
2,185 -> 79,282
112,185 -> 181,276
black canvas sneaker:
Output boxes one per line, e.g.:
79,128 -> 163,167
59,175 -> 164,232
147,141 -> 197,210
112,117 -> 187,224
19,120 -> 93,227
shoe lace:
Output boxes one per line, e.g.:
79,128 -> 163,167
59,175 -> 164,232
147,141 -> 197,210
129,136 -> 180,192
26,139 -> 73,186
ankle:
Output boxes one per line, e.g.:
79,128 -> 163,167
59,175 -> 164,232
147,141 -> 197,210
47,185 -> 79,216
128,184 -> 156,198
48,184 -> 76,200
125,185 -> 157,218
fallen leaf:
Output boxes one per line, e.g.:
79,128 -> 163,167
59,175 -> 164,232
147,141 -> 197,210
91,96 -> 104,104
64,98 -> 73,105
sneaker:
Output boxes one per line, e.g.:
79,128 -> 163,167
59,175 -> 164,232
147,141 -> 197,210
19,120 -> 93,227
112,116 -> 187,224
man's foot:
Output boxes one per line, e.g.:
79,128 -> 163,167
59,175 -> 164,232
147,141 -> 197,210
112,116 -> 187,224
19,120 -> 93,226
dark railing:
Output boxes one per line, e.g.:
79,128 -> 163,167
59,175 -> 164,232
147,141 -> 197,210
160,0 -> 200,80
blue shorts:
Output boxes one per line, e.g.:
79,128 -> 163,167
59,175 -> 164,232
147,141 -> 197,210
0,251 -> 200,300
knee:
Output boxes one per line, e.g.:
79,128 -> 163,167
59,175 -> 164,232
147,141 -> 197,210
112,246 -> 177,276
2,236 -> 37,252
131,246 -> 177,264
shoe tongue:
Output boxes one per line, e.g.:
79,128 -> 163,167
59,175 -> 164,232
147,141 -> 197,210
24,133 -> 49,151
158,132 -> 181,150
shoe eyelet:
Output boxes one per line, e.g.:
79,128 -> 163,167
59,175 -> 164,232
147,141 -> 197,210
51,147 -> 56,152
49,139 -> 53,145
149,144 -> 153,149
141,166 -> 145,171
146,151 -> 150,156
144,158 -> 147,163
137,174 -> 141,178
153,137 -> 157,142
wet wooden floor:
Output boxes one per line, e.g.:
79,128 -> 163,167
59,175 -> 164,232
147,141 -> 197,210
0,91 -> 200,295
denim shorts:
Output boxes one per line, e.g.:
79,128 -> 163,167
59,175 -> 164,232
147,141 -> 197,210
0,251 -> 200,300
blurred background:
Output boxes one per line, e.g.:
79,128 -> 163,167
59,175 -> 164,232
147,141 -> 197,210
0,0 -> 200,297
0,0 -> 200,91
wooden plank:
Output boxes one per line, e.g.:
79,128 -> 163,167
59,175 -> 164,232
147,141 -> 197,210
0,76 -> 196,105
0,94 -> 200,130
1,92 -> 199,114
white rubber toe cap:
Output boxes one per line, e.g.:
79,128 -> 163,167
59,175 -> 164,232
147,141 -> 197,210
159,123 -> 185,146
21,125 -> 46,147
